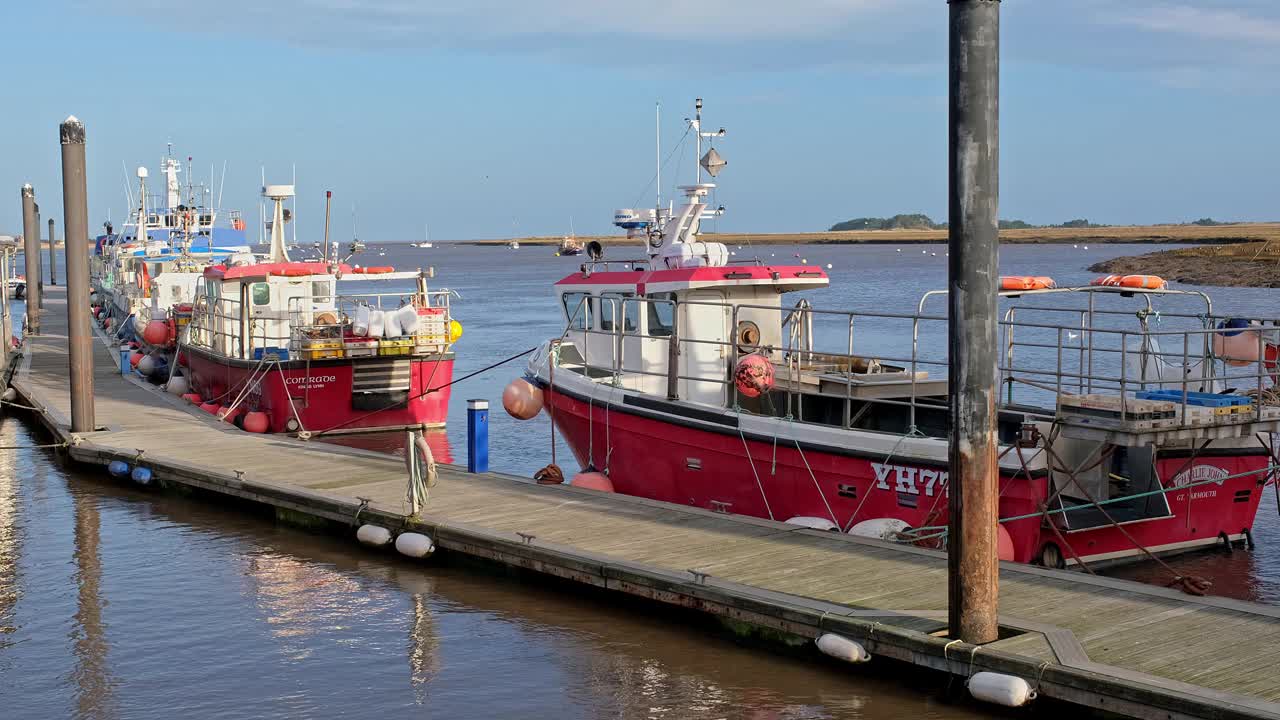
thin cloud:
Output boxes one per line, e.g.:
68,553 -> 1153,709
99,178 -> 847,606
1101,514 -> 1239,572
1104,5 -> 1280,44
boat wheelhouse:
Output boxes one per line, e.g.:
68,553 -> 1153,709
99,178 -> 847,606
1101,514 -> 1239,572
181,184 -> 458,435
524,99 -> 1278,568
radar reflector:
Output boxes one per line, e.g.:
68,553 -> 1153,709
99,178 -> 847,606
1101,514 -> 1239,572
700,147 -> 726,178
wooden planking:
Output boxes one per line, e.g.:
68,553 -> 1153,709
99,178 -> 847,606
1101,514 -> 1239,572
12,288 -> 1280,719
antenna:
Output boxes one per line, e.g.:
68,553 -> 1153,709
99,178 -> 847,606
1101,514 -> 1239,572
655,101 -> 662,212
694,97 -> 702,184
291,163 -> 297,248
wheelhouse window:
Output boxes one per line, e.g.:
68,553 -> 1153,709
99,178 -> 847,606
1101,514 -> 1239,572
600,292 -> 636,333
562,292 -> 591,330
251,282 -> 271,306
647,292 -> 675,337
311,281 -> 331,303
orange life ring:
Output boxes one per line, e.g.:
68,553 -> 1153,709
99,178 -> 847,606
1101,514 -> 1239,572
1091,274 -> 1167,290
353,266 -> 394,274
270,268 -> 312,277
999,276 -> 1055,291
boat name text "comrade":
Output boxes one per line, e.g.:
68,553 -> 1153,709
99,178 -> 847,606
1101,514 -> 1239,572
872,462 -> 949,497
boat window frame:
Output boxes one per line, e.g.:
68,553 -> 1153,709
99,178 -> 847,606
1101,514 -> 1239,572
646,292 -> 676,337
599,292 -> 636,333
251,281 -> 271,307
561,291 -> 592,330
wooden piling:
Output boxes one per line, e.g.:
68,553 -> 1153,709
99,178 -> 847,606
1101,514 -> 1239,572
47,218 -> 57,286
946,0 -> 1002,644
20,184 -> 40,333
60,116 -> 94,433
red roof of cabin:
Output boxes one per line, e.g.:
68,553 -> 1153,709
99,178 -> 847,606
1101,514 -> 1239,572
554,265 -> 828,289
204,261 -> 352,281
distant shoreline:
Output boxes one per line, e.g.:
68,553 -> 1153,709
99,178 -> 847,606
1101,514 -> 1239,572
459,222 -> 1280,248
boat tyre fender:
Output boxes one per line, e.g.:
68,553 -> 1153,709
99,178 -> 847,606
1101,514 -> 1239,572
1244,527 -> 1256,550
1218,530 -> 1233,554
1035,542 -> 1065,569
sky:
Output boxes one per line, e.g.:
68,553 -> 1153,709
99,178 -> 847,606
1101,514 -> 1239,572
0,1 -> 1277,241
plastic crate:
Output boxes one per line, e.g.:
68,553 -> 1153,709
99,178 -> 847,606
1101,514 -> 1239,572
302,339 -> 344,360
378,338 -> 414,357
344,339 -> 379,358
253,347 -> 290,362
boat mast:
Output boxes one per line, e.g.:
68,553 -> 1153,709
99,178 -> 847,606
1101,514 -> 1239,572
655,101 -> 661,214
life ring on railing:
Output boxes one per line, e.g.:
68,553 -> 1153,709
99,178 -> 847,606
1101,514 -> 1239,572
403,433 -> 438,488
1091,274 -> 1167,290
353,266 -> 395,274
270,268 -> 312,277
999,276 -> 1056,291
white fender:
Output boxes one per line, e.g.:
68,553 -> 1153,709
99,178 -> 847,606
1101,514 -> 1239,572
848,518 -> 910,541
165,375 -> 188,396
395,532 -> 435,559
816,633 -> 870,663
968,672 -> 1037,707
784,516 -> 839,531
356,524 -> 392,547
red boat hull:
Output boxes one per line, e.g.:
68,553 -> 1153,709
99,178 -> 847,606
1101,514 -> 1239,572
183,346 -> 454,434
544,386 -> 1270,565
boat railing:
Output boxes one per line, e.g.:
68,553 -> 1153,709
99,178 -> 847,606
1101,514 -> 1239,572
555,292 -> 1280,436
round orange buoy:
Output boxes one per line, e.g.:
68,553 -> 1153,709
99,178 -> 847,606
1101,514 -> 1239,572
218,406 -> 244,424
998,525 -> 1015,562
199,401 -> 220,415
502,378 -> 544,420
129,352 -> 144,368
142,320 -> 170,346
570,471 -> 614,492
734,353 -> 775,398
242,411 -> 270,434
999,276 -> 1055,291
182,392 -> 202,404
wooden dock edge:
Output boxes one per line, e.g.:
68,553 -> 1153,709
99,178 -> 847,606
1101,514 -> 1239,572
8,376 -> 1279,720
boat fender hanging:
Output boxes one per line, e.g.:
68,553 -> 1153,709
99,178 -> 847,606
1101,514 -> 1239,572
816,633 -> 870,663
130,467 -> 153,486
785,516 -> 840,531
968,672 -> 1037,707
395,532 -> 435,559
107,460 -> 131,478
356,524 -> 393,547
502,378 -> 544,420
848,518 -> 911,541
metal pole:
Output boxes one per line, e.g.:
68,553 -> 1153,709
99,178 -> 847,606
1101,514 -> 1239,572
323,190 -> 332,265
47,218 -> 57,286
20,184 -> 40,333
946,0 -> 1001,645
61,115 -> 95,433
34,206 -> 44,309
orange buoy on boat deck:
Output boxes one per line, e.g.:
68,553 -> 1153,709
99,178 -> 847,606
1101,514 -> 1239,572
570,471 -> 614,492
998,276 -> 1055,291
242,411 -> 270,434
142,320 -> 170,346
1092,274 -> 1167,290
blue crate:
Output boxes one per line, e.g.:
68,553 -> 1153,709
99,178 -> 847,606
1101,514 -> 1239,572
1136,389 -> 1247,408
252,347 -> 290,362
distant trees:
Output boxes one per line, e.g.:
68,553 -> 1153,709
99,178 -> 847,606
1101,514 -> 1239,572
1057,218 -> 1096,228
829,214 -> 938,231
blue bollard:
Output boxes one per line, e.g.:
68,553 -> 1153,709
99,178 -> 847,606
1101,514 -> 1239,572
467,399 -> 489,474
119,344 -> 130,376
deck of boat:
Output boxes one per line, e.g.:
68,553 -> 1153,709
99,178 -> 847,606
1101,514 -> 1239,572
10,286 -> 1280,720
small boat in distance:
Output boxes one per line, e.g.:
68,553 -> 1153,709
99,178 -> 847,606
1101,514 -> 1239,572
558,236 -> 584,256
410,223 -> 433,248
508,240 -> 520,250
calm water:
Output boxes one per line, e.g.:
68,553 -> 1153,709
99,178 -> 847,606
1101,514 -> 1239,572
3,241 -> 1279,717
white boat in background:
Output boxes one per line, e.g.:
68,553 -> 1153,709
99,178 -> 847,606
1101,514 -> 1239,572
508,240 -> 520,250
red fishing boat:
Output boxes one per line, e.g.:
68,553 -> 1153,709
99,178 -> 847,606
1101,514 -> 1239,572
181,184 -> 459,435
514,99 -> 1279,568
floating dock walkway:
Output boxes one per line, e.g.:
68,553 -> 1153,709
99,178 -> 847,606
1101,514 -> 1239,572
10,286 -> 1280,720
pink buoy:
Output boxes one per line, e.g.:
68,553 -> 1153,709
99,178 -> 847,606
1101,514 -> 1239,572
142,320 -> 170,346
181,392 -> 203,404
242,411 -> 270,434
199,401 -> 220,415
129,352 -> 144,368
570,471 -> 614,493
218,406 -> 244,424
1213,329 -> 1263,367
998,525 -> 1015,562
733,353 -> 775,398
502,378 -> 544,420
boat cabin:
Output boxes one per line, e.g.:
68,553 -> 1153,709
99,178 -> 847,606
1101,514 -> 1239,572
555,264 -> 828,405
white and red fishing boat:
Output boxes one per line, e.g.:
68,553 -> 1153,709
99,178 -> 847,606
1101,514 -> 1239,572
515,99 -> 1279,568
182,184 -> 459,435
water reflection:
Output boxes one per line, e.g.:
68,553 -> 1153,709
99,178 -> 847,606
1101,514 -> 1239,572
70,489 -> 114,718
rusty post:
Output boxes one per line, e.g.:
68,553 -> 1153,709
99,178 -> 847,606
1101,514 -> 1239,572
61,116 -> 95,433
20,185 -> 40,333
35,206 -> 44,308
947,0 -> 1001,644
48,217 -> 57,286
